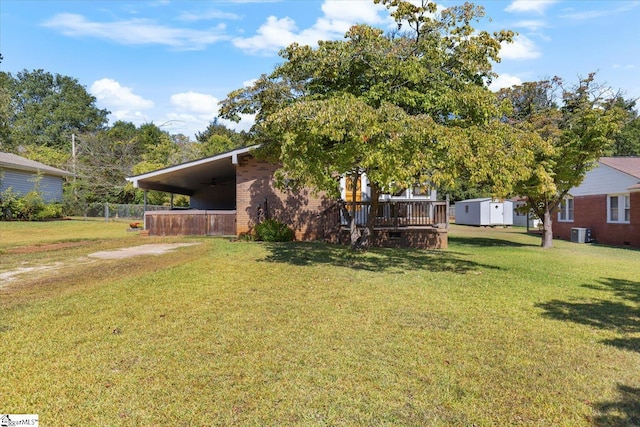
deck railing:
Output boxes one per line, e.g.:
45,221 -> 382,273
340,200 -> 449,230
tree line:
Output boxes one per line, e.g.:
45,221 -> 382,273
0,69 -> 248,211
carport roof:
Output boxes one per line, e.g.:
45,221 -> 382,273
126,145 -> 259,196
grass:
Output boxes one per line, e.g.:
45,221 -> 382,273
0,221 -> 639,426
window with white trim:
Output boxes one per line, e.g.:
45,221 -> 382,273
558,197 -> 574,222
607,194 -> 630,223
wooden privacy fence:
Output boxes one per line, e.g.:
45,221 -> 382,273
144,210 -> 236,236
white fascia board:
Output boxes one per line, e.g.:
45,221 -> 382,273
126,145 -> 259,186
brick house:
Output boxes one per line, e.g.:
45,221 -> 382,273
553,157 -> 640,248
126,146 -> 448,248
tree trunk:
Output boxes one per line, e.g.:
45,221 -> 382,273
541,208 -> 554,249
339,201 -> 361,248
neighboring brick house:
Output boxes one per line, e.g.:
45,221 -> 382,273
0,152 -> 73,202
553,157 -> 640,248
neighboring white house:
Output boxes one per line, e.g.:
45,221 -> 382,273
454,198 -> 514,226
0,152 -> 73,202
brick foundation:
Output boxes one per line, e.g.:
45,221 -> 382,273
339,227 -> 448,249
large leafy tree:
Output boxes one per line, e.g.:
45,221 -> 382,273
196,118 -> 247,157
608,97 -> 640,156
500,74 -> 626,248
221,1 -> 540,249
2,69 -> 109,152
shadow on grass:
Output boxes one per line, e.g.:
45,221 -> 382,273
537,278 -> 640,424
448,235 -> 538,248
259,242 -> 500,274
592,384 -> 640,426
536,278 -> 640,350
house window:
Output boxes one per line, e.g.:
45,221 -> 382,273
608,194 -> 630,223
558,197 -> 574,222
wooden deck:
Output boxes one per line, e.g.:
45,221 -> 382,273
339,200 -> 449,229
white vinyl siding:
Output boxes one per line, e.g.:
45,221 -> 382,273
571,163 -> 637,196
607,194 -> 630,224
558,197 -> 574,222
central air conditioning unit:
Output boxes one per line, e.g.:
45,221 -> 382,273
571,227 -> 592,243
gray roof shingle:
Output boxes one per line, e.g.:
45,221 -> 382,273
0,152 -> 73,177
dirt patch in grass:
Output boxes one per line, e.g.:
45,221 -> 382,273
0,243 -> 200,288
88,243 -> 198,259
6,241 -> 93,254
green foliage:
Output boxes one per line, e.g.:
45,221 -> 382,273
33,203 -> 63,220
220,2 -> 538,249
608,97 -> 640,156
500,74 -> 627,247
253,218 -> 295,242
2,69 -> 109,150
0,187 -> 63,221
196,118 -> 247,157
0,187 -> 24,220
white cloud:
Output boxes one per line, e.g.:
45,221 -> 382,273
499,34 -> 541,60
513,20 -> 547,31
489,74 -> 523,91
163,92 -> 227,137
177,9 -> 241,22
91,78 -> 154,125
232,0 -> 390,55
91,78 -> 154,110
170,92 -> 220,115
613,64 -> 636,70
561,2 -> 640,21
321,0 -> 388,26
505,0 -> 558,14
42,13 -> 229,50
232,16 -> 300,54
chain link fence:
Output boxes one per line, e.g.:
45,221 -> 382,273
79,203 -> 170,221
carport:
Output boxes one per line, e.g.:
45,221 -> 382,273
126,146 -> 258,236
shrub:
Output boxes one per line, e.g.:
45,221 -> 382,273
254,219 -> 295,242
34,203 -> 64,220
0,188 -> 24,220
0,188 -> 63,221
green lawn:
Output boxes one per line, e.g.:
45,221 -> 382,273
1,221 -> 638,426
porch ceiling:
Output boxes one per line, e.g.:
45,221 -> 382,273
126,146 -> 257,196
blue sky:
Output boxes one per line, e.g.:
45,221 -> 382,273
1,0 -> 639,139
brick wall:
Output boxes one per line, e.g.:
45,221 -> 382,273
236,156 -> 335,240
554,193 -> 640,247
339,228 -> 448,249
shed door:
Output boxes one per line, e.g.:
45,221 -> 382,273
490,203 -> 504,225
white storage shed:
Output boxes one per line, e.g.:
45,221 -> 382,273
455,198 -> 513,226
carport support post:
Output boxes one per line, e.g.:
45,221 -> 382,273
143,190 -> 148,230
